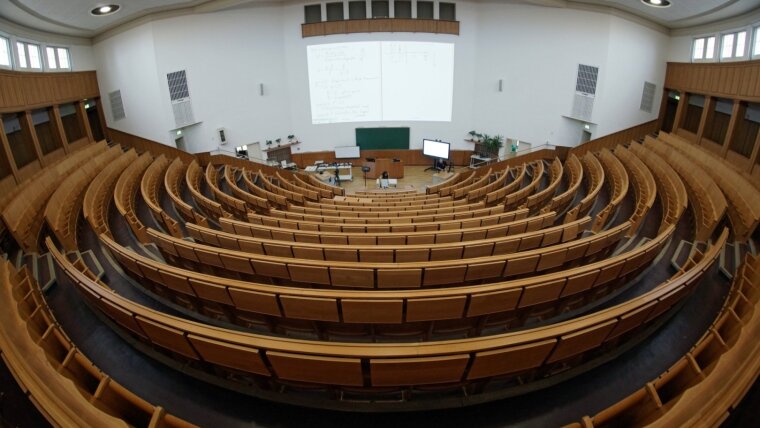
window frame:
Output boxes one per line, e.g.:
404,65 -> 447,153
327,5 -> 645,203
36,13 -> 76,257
43,45 -> 71,71
692,35 -> 717,63
0,34 -> 12,70
719,29 -> 749,62
15,39 -> 43,71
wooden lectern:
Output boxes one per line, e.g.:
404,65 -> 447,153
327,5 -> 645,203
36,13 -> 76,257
363,158 -> 404,179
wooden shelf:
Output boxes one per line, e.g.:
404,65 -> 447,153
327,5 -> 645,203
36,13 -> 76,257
263,141 -> 300,153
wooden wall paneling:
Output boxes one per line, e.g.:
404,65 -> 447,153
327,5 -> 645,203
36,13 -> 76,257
323,20 -> 346,35
49,105 -> 70,154
722,100 -> 743,157
345,19 -> 370,33
76,101 -> 94,142
302,19 -> 460,38
95,99 -> 110,141
436,20 -> 460,35
695,95 -> 712,143
665,61 -> 760,102
19,111 -> 45,167
0,122 -> 18,182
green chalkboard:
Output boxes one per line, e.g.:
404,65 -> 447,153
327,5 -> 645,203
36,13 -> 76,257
356,127 -> 410,150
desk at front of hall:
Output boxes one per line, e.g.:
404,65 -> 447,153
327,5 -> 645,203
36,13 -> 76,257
362,158 -> 404,179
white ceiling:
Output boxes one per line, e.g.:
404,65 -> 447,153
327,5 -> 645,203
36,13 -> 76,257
0,0 -> 759,39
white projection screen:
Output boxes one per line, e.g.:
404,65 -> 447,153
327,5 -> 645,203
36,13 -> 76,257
423,139 -> 450,159
307,41 -> 455,124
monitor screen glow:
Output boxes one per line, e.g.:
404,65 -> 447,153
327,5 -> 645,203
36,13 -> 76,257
422,139 -> 450,160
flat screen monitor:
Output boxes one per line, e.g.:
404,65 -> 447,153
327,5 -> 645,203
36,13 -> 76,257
422,139 -> 450,160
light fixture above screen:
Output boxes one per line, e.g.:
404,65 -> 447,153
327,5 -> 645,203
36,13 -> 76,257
90,4 -> 121,16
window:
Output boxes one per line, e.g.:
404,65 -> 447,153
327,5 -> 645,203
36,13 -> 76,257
692,36 -> 716,61
348,1 -> 366,19
417,1 -> 434,19
0,36 -> 11,68
395,1 -> 412,18
16,41 -> 41,70
45,46 -> 70,70
754,26 -> 760,56
372,1 -> 389,18
721,30 -> 747,59
304,4 -> 321,23
326,2 -> 344,21
440,2 -> 456,20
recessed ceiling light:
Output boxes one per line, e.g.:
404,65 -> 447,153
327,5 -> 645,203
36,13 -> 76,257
90,4 -> 121,16
641,0 -> 671,7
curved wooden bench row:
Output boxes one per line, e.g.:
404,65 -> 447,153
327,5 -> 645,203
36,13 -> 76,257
266,203 -> 508,225
643,137 -> 727,242
2,140 -> 107,252
333,193 -> 453,203
291,173 -> 333,199
544,154 -> 583,215
438,170 -> 477,197
241,170 -> 289,208
506,161 -> 545,210
307,173 -> 344,196
485,164 -> 527,205
565,152 -> 605,223
304,195 -> 463,211
255,170 -> 308,206
186,216 -> 591,263
114,152 -> 154,243
591,149 -> 629,233
51,230 -> 726,395
628,143 -> 688,233
222,165 -> 269,213
204,163 -> 249,220
106,218 -> 668,337
452,168 -> 501,200
0,261 -> 195,427
148,221 -> 630,289
659,132 -> 760,242
526,158 -> 563,213
83,149 -> 138,238
567,253 -> 759,427
426,171 -> 461,194
186,160 -> 228,222
44,145 -> 122,251
225,211 -> 554,246
354,188 -> 417,196
164,158 -> 209,227
288,200 -> 489,219
235,207 -> 531,237
465,167 -> 512,203
141,155 -> 184,239
274,171 -> 320,202
613,146 -> 656,237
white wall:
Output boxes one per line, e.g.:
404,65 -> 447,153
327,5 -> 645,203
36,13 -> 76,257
89,1 -> 673,154
93,23 -> 171,145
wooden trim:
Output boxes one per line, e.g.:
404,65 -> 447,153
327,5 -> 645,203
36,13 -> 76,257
0,119 -> 19,183
665,60 -> 760,102
95,99 -> 110,141
0,70 -> 100,113
672,93 -> 687,135
721,100 -> 743,158
696,95 -> 713,146
19,110 -> 45,167
76,101 -> 94,142
301,18 -> 459,37
569,120 -> 659,156
49,105 -> 70,154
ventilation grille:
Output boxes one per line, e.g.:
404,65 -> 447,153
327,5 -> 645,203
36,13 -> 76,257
571,94 -> 595,122
640,81 -> 656,113
575,64 -> 599,96
167,70 -> 190,102
172,100 -> 195,128
108,90 -> 125,121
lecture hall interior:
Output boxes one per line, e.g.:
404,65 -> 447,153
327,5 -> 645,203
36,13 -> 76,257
1,0 -> 760,426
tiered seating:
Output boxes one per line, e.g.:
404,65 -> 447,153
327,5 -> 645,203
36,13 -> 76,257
565,152 -> 605,223
0,260 -> 194,427
114,152 -> 154,243
306,173 -> 344,196
255,170 -> 308,205
288,200 -> 489,218
304,196 -> 464,210
83,149 -> 138,238
544,153 -> 583,215
643,136 -> 727,242
437,170 -> 477,197
222,165 -> 270,213
505,161 -> 545,209
204,163 -> 249,219
44,145 -> 122,251
568,253 -> 759,427
485,164 -> 526,205
242,170 -> 288,208
164,158 -> 209,227
463,168 -> 511,202
658,132 -> 760,241
592,149 -> 629,232
185,160 -> 229,221
525,157 -> 563,213
452,168 -> 498,199
426,171 -> 461,194
2,141 -> 107,252
275,171 -> 320,201
264,203 -> 508,224
141,155 -> 184,238
291,173 -> 333,198
613,146 -> 656,236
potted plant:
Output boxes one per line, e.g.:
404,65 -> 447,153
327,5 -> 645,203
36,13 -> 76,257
275,138 -> 282,147
467,130 -> 478,142
265,140 -> 273,149
481,134 -> 503,158
287,134 -> 295,142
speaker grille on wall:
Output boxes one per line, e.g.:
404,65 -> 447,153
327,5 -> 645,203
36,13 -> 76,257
575,64 -> 599,95
640,81 -> 656,113
167,70 -> 196,128
108,90 -> 125,121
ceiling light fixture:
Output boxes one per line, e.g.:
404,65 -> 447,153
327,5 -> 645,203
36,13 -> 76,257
641,0 -> 671,8
90,4 -> 121,16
